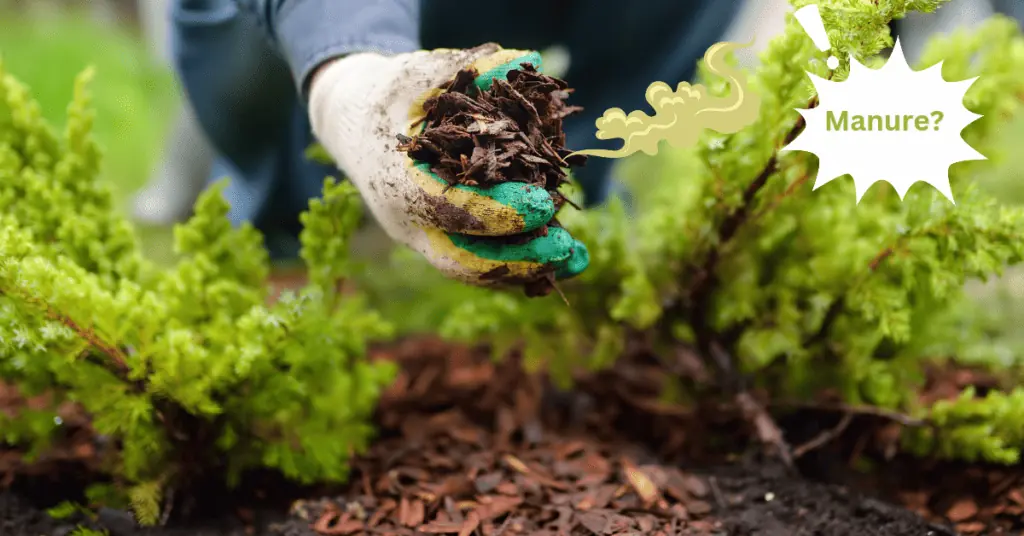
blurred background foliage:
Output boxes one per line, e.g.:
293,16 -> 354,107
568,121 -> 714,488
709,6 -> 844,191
0,2 -> 176,203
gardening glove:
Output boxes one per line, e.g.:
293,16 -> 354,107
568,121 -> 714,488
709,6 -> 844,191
308,43 -> 590,288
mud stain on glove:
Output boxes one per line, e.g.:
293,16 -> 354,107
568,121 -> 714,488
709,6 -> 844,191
417,192 -> 485,233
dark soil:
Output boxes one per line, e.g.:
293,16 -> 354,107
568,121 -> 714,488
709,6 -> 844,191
396,61 -> 587,297
6,337 -> 1015,536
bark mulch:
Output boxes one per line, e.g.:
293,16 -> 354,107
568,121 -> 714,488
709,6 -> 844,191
1,337 -> 1022,535
267,338 -> 958,536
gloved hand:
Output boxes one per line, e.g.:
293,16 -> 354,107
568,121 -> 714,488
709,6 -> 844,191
308,43 -> 589,288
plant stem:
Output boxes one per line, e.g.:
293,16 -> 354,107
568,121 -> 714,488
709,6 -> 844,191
0,288 -> 130,375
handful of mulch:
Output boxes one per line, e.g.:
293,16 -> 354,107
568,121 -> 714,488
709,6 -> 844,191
397,61 -> 587,297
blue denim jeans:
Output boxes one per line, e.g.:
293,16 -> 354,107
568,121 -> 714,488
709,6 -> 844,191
991,0 -> 1024,23
170,0 -> 739,258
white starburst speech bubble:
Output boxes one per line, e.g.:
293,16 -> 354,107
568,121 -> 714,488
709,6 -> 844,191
781,38 -> 985,204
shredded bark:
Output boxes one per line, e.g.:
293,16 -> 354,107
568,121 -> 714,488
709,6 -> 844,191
398,63 -> 585,193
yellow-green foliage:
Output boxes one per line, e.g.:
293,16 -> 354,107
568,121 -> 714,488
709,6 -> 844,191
70,528 -> 109,536
0,62 -> 396,524
437,2 -> 1024,464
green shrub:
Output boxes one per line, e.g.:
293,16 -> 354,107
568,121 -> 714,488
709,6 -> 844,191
0,62 -> 396,524
436,1 -> 1024,464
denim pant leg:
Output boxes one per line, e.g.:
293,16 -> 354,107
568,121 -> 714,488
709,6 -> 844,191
170,0 -> 337,258
420,0 -> 740,207
991,0 -> 1024,27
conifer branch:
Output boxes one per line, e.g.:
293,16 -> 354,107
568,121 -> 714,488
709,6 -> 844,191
52,310 -> 129,373
673,94 -> 820,387
772,400 -> 930,428
868,247 -> 894,270
0,288 -> 130,375
805,244 -> 896,347
686,95 -> 819,326
791,413 -> 854,459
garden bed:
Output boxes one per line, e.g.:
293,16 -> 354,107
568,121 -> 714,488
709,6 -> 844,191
3,336 -> 1020,535
5,3 -> 1024,534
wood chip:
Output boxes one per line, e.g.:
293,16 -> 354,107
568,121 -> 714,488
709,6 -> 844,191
947,498 -> 979,522
621,458 -> 659,505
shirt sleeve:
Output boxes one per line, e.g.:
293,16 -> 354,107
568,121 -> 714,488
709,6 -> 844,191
235,0 -> 421,98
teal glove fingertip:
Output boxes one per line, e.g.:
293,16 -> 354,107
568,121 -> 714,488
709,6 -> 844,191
554,239 -> 589,280
475,51 -> 544,91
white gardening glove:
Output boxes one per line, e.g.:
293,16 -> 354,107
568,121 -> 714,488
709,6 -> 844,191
308,43 -> 589,288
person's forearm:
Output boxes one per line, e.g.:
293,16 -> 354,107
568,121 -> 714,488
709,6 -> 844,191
233,0 -> 421,98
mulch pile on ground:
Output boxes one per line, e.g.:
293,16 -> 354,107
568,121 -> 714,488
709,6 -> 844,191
396,62 -> 587,297
268,339 -> 956,536
2,337 -> 1024,535
280,338 -> 720,535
